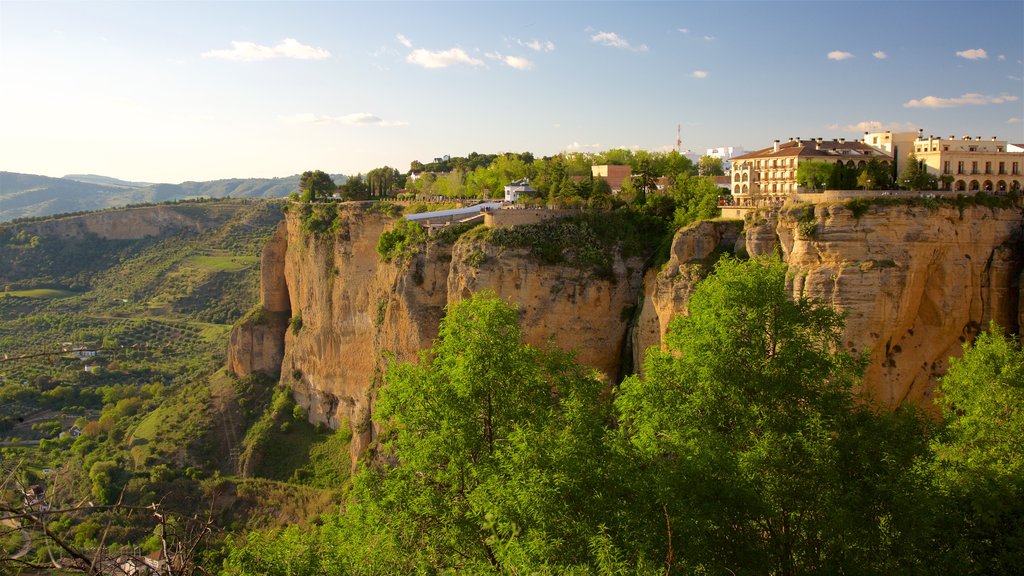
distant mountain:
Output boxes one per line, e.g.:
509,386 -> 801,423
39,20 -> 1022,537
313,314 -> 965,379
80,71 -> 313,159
63,174 -> 155,188
0,171 -> 348,222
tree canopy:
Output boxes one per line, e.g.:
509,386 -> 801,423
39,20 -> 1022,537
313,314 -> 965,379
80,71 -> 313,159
298,170 -> 336,202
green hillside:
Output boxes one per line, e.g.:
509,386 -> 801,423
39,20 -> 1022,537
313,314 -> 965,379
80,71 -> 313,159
0,171 -> 348,222
0,199 -> 361,567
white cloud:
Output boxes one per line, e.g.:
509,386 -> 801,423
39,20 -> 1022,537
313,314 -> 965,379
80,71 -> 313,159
280,112 -> 407,126
677,27 -> 689,33
827,50 -> 854,61
873,51 -> 887,60
835,120 -> 917,133
406,47 -> 483,68
486,52 -> 533,70
516,38 -> 555,52
1009,117 -> 1022,125
565,141 -> 602,150
998,54 -> 1006,61
956,48 -> 988,60
591,31 -> 648,52
692,70 -> 708,79
1010,75 -> 1023,81
396,34 -> 413,48
904,92 -> 1019,108
703,35 -> 715,41
202,38 -> 330,61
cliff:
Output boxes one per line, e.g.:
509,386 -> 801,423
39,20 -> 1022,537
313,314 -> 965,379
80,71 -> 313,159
636,201 -> 1023,412
229,206 -> 649,465
230,199 -> 1024,465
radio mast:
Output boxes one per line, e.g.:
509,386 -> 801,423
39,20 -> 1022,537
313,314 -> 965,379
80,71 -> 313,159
676,124 -> 682,152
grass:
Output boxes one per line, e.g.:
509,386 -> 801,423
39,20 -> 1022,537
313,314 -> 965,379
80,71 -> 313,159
186,253 -> 258,272
1,288 -> 77,298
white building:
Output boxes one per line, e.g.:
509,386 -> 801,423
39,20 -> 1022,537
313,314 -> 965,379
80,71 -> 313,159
705,146 -> 747,171
503,178 -> 536,203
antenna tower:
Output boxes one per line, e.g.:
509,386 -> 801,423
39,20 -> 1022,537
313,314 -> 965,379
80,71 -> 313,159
676,124 -> 682,152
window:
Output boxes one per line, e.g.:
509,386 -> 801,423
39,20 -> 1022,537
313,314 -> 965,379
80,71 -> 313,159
999,162 -> 1006,175
986,161 -> 992,174
957,161 -> 965,174
969,146 -> 977,152
943,161 -> 951,175
1014,162 -> 1020,175
972,161 -> 978,174
943,146 -> 949,151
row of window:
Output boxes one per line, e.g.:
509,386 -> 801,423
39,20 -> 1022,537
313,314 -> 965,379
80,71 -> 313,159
942,160 -> 1021,176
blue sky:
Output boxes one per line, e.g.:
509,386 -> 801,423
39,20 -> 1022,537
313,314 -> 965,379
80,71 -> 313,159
1,1 -> 1022,183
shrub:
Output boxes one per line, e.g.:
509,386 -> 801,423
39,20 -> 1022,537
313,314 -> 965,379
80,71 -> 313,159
377,219 -> 427,262
289,313 -> 303,335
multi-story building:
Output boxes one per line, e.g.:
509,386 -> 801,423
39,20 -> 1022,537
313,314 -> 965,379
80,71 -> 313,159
862,130 -> 919,175
592,164 -> 632,193
729,137 -> 892,205
908,135 -> 1024,192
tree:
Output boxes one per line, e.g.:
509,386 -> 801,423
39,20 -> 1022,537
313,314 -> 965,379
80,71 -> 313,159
350,292 -> 617,571
670,174 -> 721,227
796,160 -> 833,191
298,170 -> 336,202
926,323 -> 1024,574
857,158 -> 892,190
339,174 -> 369,200
897,153 -> 937,191
697,155 -> 725,177
616,256 -> 929,574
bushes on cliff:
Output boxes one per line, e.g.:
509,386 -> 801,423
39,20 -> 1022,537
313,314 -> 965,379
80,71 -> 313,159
376,219 -> 427,262
479,210 -> 664,277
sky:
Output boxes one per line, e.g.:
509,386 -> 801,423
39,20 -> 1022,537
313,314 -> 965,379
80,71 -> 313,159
1,1 -> 1022,184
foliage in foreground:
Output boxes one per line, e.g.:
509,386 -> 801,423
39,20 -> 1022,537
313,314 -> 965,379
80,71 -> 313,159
222,260 -> 1024,575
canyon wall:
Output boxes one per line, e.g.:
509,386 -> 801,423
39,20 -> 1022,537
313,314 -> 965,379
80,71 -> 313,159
230,200 -> 1024,463
636,202 -> 1023,412
228,206 -> 646,463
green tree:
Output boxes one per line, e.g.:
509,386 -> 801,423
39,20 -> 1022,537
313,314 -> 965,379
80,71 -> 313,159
697,154 -> 725,176
616,257 -> 929,574
670,174 -> 721,227
358,292 -> 617,571
299,170 -> 336,202
796,160 -> 833,191
857,158 -> 892,190
339,174 -> 369,200
897,153 -> 937,191
926,323 -> 1024,574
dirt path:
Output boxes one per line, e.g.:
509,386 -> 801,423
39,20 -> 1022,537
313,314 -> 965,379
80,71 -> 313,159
2,517 -> 31,559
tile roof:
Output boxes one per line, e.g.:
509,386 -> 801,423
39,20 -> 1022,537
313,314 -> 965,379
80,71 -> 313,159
732,139 -> 892,161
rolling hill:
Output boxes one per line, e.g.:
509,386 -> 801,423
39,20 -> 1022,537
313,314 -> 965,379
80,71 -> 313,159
0,171 -> 348,222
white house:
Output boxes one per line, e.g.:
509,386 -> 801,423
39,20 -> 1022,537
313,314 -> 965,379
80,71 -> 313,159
503,178 -> 536,203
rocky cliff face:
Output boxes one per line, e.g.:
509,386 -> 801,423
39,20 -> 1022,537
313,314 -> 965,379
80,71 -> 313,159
635,202 -> 1023,412
230,200 -> 1024,463
779,202 -> 1021,409
229,206 -> 649,464
449,236 -> 646,382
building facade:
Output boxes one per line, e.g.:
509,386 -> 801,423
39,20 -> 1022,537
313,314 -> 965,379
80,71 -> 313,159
592,164 -> 632,193
730,138 -> 892,206
909,135 -> 1023,192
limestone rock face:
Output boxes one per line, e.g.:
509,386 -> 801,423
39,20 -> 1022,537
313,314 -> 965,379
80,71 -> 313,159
635,202 -> 1023,414
779,202 -> 1022,410
228,207 -> 653,466
448,237 -> 646,382
632,220 -> 743,370
227,311 -> 288,378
